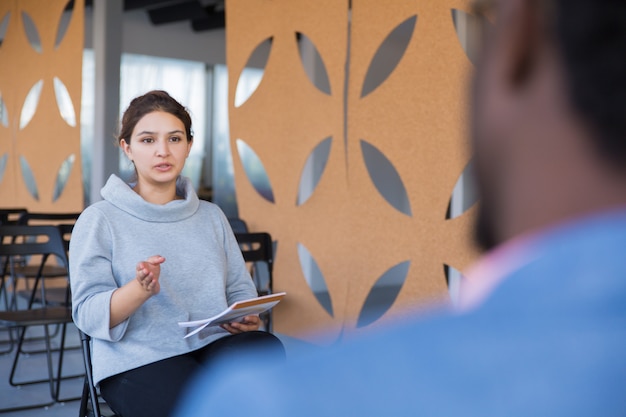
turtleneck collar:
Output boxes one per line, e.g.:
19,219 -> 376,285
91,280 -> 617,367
100,174 -> 199,223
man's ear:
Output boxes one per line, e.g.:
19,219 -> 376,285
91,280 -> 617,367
498,0 -> 542,88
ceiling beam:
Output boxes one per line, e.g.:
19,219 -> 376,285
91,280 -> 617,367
147,1 -> 208,25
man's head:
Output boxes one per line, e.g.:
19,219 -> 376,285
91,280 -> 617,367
471,0 -> 626,250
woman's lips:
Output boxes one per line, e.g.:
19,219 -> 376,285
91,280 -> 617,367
154,163 -> 172,171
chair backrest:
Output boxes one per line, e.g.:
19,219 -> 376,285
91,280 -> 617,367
235,232 -> 273,273
17,213 -> 77,264
0,208 -> 28,225
235,232 -> 274,295
0,225 -> 67,261
18,211 -> 80,226
0,224 -> 69,276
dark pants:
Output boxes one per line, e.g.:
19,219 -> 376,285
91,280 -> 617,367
100,331 -> 285,417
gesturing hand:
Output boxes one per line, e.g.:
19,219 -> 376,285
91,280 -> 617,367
136,255 -> 165,295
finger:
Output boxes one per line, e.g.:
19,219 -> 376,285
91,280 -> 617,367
147,255 -> 166,265
231,321 -> 257,332
221,324 -> 240,334
240,315 -> 260,325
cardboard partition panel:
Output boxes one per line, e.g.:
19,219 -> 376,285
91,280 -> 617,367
227,0 -> 479,343
0,0 -> 84,212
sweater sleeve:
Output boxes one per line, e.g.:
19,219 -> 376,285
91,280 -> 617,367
70,206 -> 129,341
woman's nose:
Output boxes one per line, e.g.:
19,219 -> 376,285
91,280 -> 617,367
155,140 -> 170,156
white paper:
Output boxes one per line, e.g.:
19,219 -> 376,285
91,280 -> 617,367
178,292 -> 286,338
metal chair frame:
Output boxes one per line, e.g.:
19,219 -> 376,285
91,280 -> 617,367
0,224 -> 82,412
78,330 -> 118,417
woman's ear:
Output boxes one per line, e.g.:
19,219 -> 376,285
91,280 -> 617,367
120,139 -> 132,160
186,139 -> 193,158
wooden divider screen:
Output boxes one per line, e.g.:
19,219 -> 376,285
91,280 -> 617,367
0,0 -> 84,212
226,0 -> 480,343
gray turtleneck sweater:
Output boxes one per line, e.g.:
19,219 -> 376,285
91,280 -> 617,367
70,175 -> 257,385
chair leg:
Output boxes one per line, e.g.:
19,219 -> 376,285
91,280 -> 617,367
0,280 -> 16,354
79,376 -> 90,417
0,326 -> 55,412
82,341 -> 102,417
9,324 -> 83,391
54,323 -> 82,403
0,326 -> 15,354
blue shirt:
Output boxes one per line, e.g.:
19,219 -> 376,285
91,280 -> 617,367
174,209 -> 626,416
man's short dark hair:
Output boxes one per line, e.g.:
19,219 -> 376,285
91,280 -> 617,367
555,0 -> 626,167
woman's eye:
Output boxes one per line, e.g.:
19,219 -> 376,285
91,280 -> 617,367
170,136 -> 181,142
141,137 -> 154,143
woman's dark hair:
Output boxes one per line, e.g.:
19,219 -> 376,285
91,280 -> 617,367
118,90 -> 193,145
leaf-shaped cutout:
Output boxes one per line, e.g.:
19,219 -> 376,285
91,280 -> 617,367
0,11 -> 11,46
357,260 -> 410,328
297,242 -> 333,317
20,79 -> 43,130
361,15 -> 417,98
234,37 -> 272,107
53,77 -> 76,127
296,32 -> 331,95
0,153 -> 7,184
296,136 -> 332,206
444,264 -> 465,306
21,11 -> 41,53
451,9 -> 491,66
54,0 -> 73,49
0,92 -> 8,127
236,139 -> 275,203
360,139 -> 412,216
52,153 -> 75,202
19,155 -> 39,201
445,158 -> 478,220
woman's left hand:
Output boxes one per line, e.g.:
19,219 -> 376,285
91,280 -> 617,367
222,315 -> 261,334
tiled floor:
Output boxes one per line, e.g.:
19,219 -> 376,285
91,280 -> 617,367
0,323 -> 315,417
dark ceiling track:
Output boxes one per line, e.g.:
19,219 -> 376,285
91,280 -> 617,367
191,8 -> 225,32
147,1 -> 207,25
75,0 -> 226,32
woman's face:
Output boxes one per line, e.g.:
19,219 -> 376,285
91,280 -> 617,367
121,110 -> 192,189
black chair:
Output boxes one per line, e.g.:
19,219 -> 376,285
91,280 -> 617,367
0,224 -> 81,411
235,232 -> 275,331
0,208 -> 29,308
78,330 -> 118,417
14,212 -> 80,308
0,208 -> 28,353
0,207 -> 28,225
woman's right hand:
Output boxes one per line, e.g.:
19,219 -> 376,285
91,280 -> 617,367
136,255 -> 165,295
110,255 -> 166,328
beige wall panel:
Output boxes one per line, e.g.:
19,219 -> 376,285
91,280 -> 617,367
0,0 -> 84,212
346,0 -> 478,329
227,0 -> 350,342
226,0 -> 479,343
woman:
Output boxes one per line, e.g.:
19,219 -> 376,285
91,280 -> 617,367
70,90 -> 284,417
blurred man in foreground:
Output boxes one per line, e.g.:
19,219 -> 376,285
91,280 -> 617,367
174,0 -> 626,415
